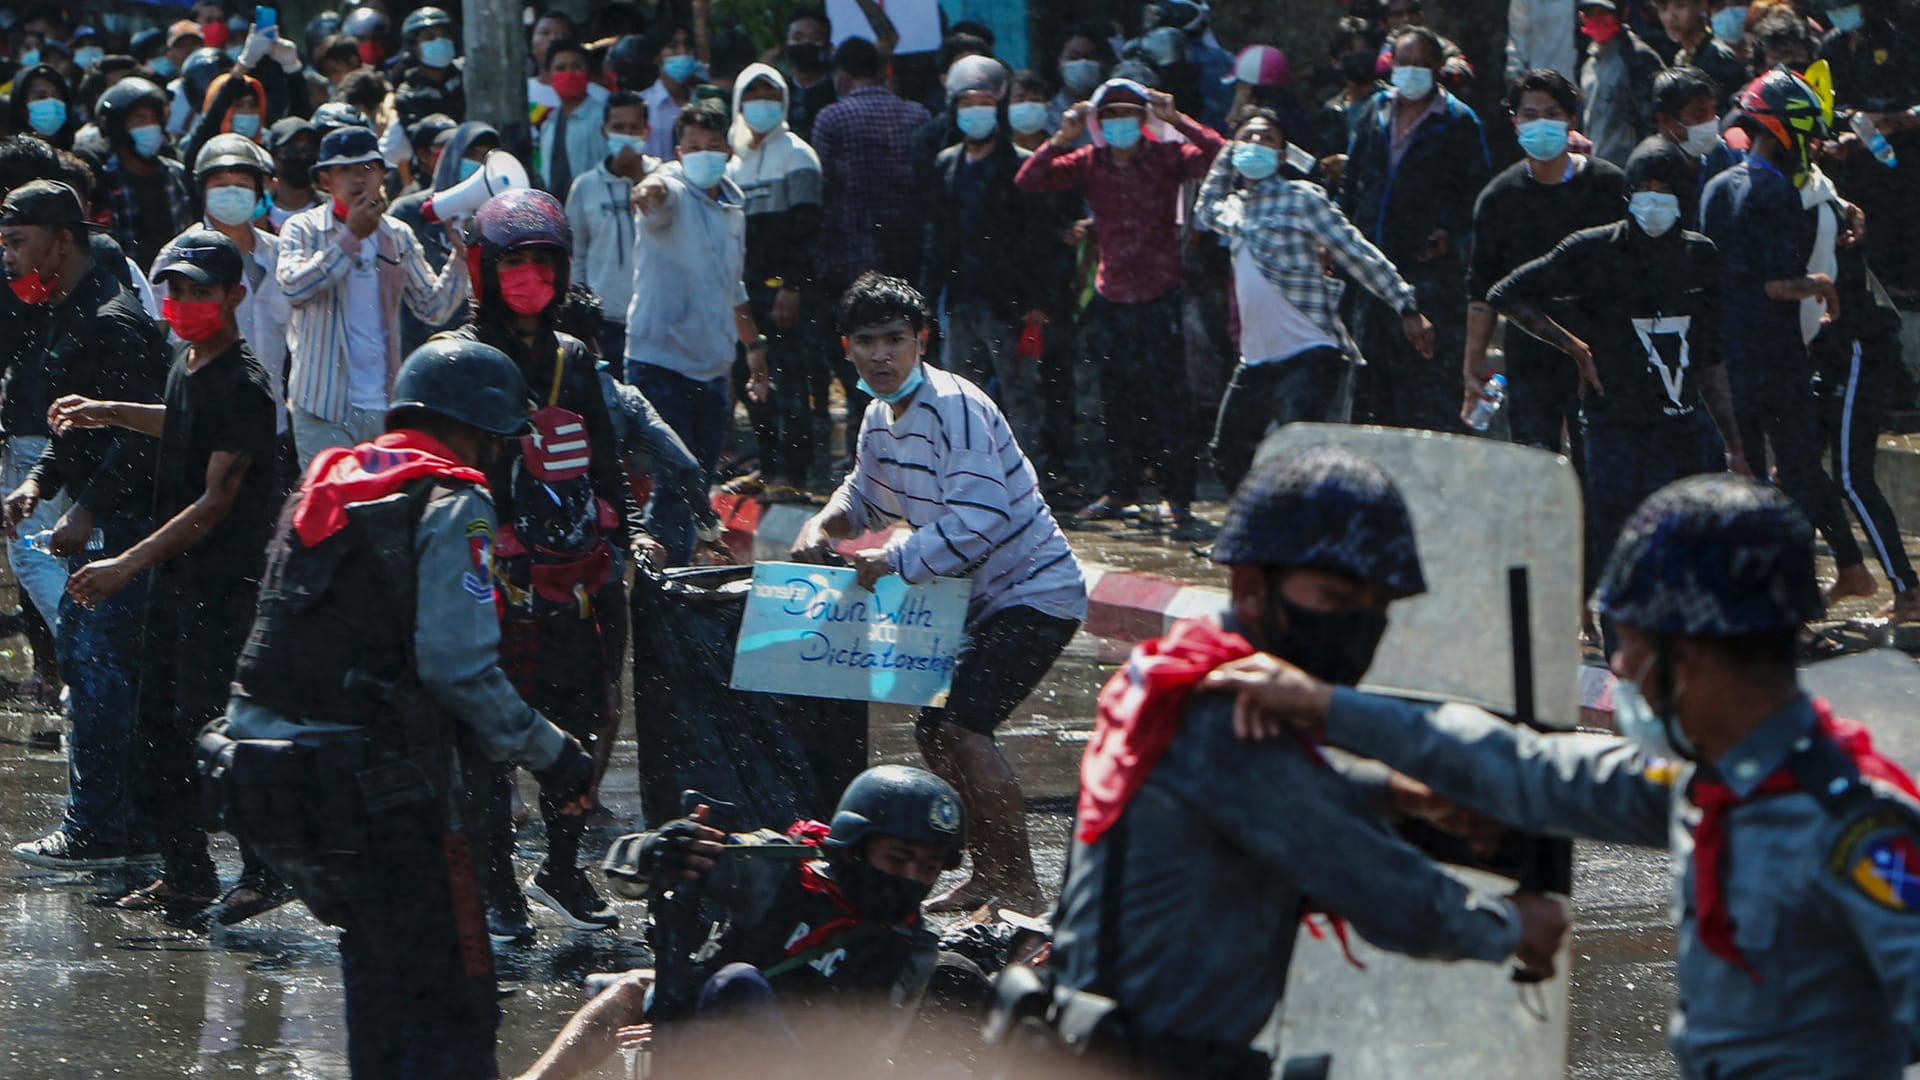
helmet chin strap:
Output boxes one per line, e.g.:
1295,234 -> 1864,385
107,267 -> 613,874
1653,636 -> 1698,762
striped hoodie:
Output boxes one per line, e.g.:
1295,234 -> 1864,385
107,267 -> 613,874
825,365 -> 1086,625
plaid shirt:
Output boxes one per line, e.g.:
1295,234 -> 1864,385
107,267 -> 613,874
811,85 -> 929,287
97,153 -> 193,271
1195,152 -> 1416,357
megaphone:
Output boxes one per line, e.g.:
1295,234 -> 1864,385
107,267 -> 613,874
423,149 -> 530,224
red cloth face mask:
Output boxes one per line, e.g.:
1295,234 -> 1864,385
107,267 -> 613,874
551,70 -> 590,102
497,262 -> 557,316
163,296 -> 228,342
358,40 -> 382,66
8,270 -> 57,305
1581,13 -> 1622,43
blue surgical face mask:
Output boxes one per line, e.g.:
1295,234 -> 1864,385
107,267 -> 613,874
1230,141 -> 1280,181
1827,4 -> 1864,32
1516,117 -> 1570,161
1008,101 -> 1049,135
27,98 -> 67,136
605,132 -> 646,159
1061,58 -> 1102,94
18,48 -> 40,68
1711,5 -> 1747,42
1390,64 -> 1434,100
956,104 -> 998,141
458,158 -> 481,180
230,112 -> 262,139
1612,656 -> 1695,761
856,363 -> 926,404
663,53 -> 701,84
150,56 -> 179,78
679,149 -> 729,190
419,37 -> 457,69
204,184 -> 260,226
1101,115 -> 1142,149
74,46 -> 104,69
1629,190 -> 1682,237
741,98 -> 785,135
128,123 -> 165,158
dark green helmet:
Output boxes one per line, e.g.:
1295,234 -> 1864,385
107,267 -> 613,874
387,338 -> 532,437
825,765 -> 966,870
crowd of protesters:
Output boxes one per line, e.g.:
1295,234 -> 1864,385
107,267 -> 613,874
1,0 -> 1920,1071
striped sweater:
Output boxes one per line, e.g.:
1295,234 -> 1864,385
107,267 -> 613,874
826,366 -> 1087,625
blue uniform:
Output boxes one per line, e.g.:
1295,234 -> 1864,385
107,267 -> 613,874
1050,686 -> 1519,1057
1323,688 -> 1920,1080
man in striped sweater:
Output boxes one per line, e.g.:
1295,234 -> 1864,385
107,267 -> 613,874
793,272 -> 1087,914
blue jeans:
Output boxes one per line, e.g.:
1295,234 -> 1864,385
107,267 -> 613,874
629,363 -> 728,566
3,435 -> 71,637
56,511 -> 152,846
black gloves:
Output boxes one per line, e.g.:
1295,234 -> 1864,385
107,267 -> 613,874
533,737 -> 595,806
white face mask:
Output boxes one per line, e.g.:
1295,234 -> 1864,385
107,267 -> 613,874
1683,117 -> 1720,158
204,184 -> 259,226
1390,64 -> 1434,101
1629,190 -> 1682,237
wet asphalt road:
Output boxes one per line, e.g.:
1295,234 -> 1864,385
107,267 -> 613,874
3,616 -> 1916,1077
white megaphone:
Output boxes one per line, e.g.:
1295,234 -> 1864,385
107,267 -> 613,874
423,149 -> 530,224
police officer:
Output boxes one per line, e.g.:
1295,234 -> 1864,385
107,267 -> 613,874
1044,447 -> 1568,1080
446,188 -> 640,940
222,338 -> 596,1079
1210,472 -> 1920,1079
515,766 -> 965,1079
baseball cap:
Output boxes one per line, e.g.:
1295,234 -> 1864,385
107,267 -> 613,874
0,180 -> 101,230
313,127 -> 384,179
167,19 -> 206,48
153,226 -> 245,286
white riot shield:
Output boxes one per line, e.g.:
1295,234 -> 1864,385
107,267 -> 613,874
1252,425 -> 1582,1079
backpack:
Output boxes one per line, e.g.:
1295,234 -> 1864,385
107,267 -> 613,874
493,346 -> 617,619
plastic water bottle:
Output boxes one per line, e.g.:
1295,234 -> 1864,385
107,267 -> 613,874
21,528 -> 103,553
1465,373 -> 1507,432
1851,111 -> 1899,168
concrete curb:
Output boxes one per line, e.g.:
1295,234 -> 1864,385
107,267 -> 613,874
710,493 -> 1621,719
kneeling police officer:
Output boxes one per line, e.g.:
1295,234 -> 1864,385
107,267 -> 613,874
217,338 -> 596,1079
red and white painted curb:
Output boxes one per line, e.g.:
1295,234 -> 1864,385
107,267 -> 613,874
711,493 -> 1618,719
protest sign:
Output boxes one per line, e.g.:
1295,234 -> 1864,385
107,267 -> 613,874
731,561 -> 972,706
827,0 -> 942,54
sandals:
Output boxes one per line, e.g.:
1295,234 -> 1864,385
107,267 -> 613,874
114,878 -> 218,913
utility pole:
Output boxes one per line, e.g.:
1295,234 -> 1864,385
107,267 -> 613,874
463,0 -> 530,157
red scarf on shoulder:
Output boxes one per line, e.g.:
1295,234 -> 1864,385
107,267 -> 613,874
292,430 -> 488,546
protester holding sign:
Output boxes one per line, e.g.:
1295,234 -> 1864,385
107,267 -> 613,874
792,273 -> 1085,915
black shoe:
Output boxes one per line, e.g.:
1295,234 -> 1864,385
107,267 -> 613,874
527,866 -> 619,931
488,883 -> 537,946
11,830 -> 158,871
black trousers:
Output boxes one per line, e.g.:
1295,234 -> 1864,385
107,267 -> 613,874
1208,348 -> 1346,495
1815,327 -> 1918,593
1729,358 -> 1865,571
133,567 -> 267,893
1080,290 -> 1197,506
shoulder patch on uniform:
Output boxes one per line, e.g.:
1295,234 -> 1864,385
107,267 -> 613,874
1828,807 -> 1920,912
1643,760 -> 1683,788
463,519 -> 496,603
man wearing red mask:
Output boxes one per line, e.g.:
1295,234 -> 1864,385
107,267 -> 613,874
536,39 -> 609,199
54,227 -> 282,919
278,126 -> 470,467
445,188 -> 645,942
1576,0 -> 1670,165
1,180 -> 171,873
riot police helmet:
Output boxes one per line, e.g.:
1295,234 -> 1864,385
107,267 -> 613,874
824,765 -> 967,870
387,338 -> 533,437
1213,445 -> 1427,600
1594,474 -> 1824,637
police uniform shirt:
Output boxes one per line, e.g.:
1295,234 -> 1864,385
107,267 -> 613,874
1322,688 -> 1920,1080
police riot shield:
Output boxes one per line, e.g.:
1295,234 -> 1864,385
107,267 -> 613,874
1252,424 -> 1580,1079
